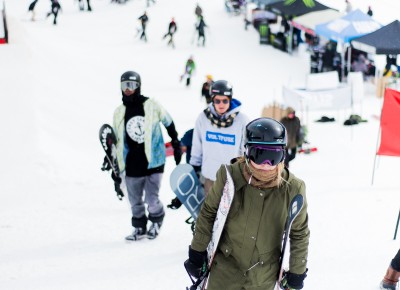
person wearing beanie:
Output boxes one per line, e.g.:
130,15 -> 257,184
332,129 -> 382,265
185,117 -> 310,290
280,107 -> 302,168
189,80 -> 249,196
107,70 -> 182,241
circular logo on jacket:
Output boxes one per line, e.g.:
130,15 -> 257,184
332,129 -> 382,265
126,116 -> 145,143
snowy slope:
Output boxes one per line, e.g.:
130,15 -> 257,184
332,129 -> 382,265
0,0 -> 400,289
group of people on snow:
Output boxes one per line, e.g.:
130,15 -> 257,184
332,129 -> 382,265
102,69 -> 310,290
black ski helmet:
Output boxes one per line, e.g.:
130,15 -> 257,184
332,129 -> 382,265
121,71 -> 141,87
244,118 -> 287,165
209,80 -> 233,99
246,118 -> 287,147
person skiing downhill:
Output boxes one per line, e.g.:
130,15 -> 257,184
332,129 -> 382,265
162,17 -> 177,48
46,0 -> 61,25
28,0 -> 39,21
180,56 -> 196,86
108,71 -> 182,241
196,16 -> 207,46
189,80 -> 248,196
185,117 -> 310,290
138,11 -> 149,42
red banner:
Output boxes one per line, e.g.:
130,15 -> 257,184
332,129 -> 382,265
377,88 -> 400,156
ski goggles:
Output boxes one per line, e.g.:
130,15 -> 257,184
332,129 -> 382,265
213,99 -> 230,105
246,145 -> 285,166
121,80 -> 139,91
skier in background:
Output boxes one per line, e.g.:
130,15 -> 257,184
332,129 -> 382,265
381,249 -> 400,290
196,15 -> 207,46
78,0 -> 92,11
162,17 -> 177,48
46,0 -> 62,25
180,56 -> 196,86
28,0 -> 39,21
109,71 -> 182,241
367,6 -> 373,16
184,117 -> 309,290
138,11 -> 149,42
189,80 -> 248,196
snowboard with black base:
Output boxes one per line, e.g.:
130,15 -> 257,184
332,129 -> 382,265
99,124 -> 124,200
276,194 -> 305,290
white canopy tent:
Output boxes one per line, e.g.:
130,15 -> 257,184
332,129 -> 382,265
291,9 -> 343,36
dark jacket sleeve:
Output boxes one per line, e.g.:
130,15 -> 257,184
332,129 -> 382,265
166,121 -> 179,142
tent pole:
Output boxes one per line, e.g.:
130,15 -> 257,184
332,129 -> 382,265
347,45 -> 352,83
371,107 -> 383,185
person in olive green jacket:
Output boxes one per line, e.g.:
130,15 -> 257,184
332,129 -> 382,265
184,117 -> 310,290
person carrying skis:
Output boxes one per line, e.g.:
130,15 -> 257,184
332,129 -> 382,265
280,107 -> 301,168
189,80 -> 248,196
138,11 -> 149,42
162,17 -> 177,48
381,249 -> 400,289
185,117 -> 310,290
109,71 -> 182,241
180,56 -> 196,86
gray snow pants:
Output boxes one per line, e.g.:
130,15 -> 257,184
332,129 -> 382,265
125,173 -> 165,221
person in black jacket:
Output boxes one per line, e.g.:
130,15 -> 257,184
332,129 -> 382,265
196,16 -> 207,47
162,17 -> 177,48
138,11 -> 149,42
28,0 -> 39,21
201,75 -> 214,104
46,0 -> 62,25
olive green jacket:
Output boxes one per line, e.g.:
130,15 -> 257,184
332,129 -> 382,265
191,161 -> 309,289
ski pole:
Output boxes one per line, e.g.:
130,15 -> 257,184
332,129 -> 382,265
393,208 -> 400,240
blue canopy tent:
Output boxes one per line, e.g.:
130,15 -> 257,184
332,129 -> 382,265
315,9 -> 382,80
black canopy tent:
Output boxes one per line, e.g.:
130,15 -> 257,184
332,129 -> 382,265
265,0 -> 333,53
351,20 -> 400,55
266,0 -> 332,18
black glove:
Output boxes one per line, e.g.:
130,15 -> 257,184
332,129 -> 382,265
167,197 -> 182,209
192,165 -> 201,180
111,172 -> 124,200
111,172 -> 122,185
171,139 -> 182,165
101,156 -> 111,171
114,182 -> 124,200
280,269 -> 308,290
184,246 -> 208,279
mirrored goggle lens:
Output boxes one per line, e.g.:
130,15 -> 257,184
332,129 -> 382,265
121,81 -> 139,91
247,145 -> 284,166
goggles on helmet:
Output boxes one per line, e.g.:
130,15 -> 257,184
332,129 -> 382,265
246,145 -> 285,166
121,81 -> 139,91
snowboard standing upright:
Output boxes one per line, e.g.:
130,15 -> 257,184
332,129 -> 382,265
186,165 -> 235,290
99,124 -> 124,200
276,194 -> 304,290
170,164 -> 205,220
